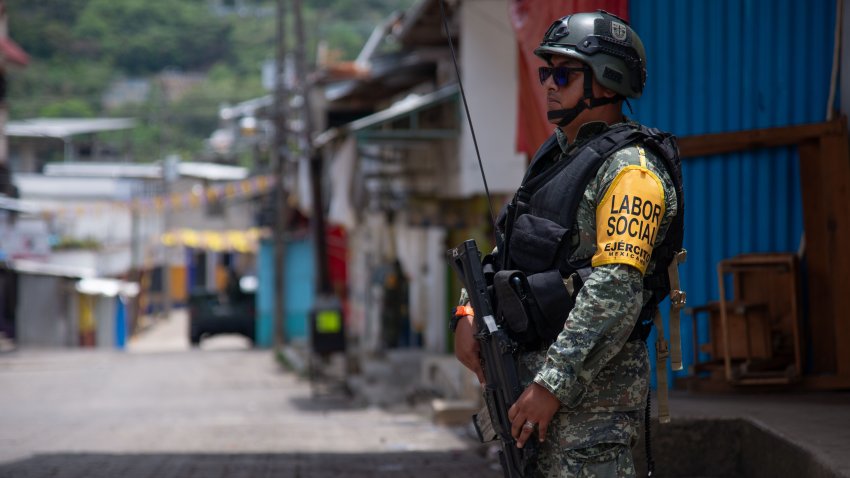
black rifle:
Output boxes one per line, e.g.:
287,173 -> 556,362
447,239 -> 538,478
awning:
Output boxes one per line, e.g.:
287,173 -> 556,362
325,52 -> 437,104
76,278 -> 139,298
316,83 -> 460,147
161,228 -> 265,253
0,196 -> 39,214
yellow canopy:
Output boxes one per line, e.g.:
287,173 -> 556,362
160,228 -> 265,253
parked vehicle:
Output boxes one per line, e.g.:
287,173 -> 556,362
188,277 -> 256,346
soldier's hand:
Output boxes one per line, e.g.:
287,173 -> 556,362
508,382 -> 560,448
453,315 -> 485,384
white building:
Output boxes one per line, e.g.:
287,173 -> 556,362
316,0 -> 523,355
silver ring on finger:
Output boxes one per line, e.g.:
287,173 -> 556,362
523,420 -> 537,431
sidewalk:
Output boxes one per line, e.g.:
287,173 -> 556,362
665,390 -> 850,477
335,349 -> 850,477
0,347 -> 500,478
12,309 -> 841,478
0,310 -> 506,478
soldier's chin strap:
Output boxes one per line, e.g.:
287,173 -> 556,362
547,67 -> 621,127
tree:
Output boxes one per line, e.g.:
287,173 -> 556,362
74,0 -> 231,74
6,0 -> 91,60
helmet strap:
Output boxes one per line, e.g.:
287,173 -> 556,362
547,100 -> 587,127
547,68 -> 621,127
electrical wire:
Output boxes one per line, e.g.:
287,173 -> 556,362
438,0 -> 498,242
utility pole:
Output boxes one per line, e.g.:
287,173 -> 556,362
272,0 -> 289,350
160,82 -> 174,322
294,0 -> 348,389
293,0 -> 331,296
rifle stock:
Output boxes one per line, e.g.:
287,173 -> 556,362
447,239 -> 538,478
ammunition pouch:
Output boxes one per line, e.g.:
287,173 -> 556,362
507,213 -> 571,274
491,210 -> 590,349
492,268 -> 584,349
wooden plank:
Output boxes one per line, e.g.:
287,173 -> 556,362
802,375 -> 850,390
797,138 -> 836,374
678,119 -> 844,158
819,128 -> 850,380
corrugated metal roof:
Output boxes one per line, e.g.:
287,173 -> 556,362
7,118 -> 136,138
41,161 -> 249,182
14,174 -> 137,200
44,163 -> 162,179
629,0 -> 837,384
177,162 -> 248,181
10,259 -> 95,279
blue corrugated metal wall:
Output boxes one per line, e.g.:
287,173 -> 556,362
629,0 -> 837,385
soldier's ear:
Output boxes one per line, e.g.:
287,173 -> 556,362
598,84 -> 618,99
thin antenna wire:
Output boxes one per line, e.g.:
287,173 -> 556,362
438,0 -> 498,241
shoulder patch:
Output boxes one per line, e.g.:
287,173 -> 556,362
592,164 -> 666,274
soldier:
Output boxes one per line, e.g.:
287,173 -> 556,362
452,11 -> 684,477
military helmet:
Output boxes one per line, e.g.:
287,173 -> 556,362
534,10 -> 647,98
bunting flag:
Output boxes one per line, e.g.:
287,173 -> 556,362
160,227 -> 266,253
38,174 -> 276,220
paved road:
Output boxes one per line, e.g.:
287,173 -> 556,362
0,314 -> 500,478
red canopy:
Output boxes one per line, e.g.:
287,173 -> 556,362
0,36 -> 30,67
509,0 -> 627,160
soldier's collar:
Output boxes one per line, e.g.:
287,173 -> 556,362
574,121 -> 610,145
554,127 -> 570,154
560,119 -> 641,156
555,121 -> 613,154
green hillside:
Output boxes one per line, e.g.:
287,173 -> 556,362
5,0 -> 414,162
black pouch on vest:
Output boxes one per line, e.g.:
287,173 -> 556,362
526,269 -> 574,344
493,268 -> 576,348
507,214 -> 571,273
492,270 -> 536,345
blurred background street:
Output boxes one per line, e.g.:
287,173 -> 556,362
2,0 -> 850,476
0,314 -> 499,478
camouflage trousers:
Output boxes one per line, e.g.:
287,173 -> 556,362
531,410 -> 641,478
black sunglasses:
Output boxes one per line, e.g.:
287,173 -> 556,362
538,65 -> 587,86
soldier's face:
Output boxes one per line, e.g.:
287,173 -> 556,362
543,55 -> 587,117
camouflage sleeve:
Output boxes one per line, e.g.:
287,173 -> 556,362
533,263 -> 643,406
532,144 -> 673,407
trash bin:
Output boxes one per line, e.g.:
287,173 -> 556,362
309,294 -> 345,356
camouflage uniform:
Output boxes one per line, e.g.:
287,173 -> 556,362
516,121 -> 679,477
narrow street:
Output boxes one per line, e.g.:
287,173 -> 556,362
0,313 -> 499,478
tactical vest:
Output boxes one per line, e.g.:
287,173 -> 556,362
492,122 -> 685,351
